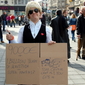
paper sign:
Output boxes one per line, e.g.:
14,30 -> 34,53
40,43 -> 68,85
6,43 -> 68,85
6,43 -> 39,84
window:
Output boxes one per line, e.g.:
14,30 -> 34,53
18,0 -> 23,4
1,1 -> 3,3
12,0 -> 13,4
25,0 -> 28,4
75,0 -> 80,5
4,0 -> 8,4
14,0 -> 17,4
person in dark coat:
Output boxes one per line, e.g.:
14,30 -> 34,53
76,6 -> 85,60
1,12 -> 7,31
48,15 -> 51,25
0,16 -> 4,43
50,10 -> 71,60
40,10 -> 46,25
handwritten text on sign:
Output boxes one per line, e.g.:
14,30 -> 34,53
6,58 -> 38,74
7,45 -> 37,55
6,44 -> 39,75
6,43 -> 67,84
40,58 -> 66,80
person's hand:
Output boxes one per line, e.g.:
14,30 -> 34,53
6,34 -> 14,40
77,35 -> 81,39
6,30 -> 14,40
48,41 -> 56,45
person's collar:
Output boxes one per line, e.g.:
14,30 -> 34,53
82,14 -> 85,19
83,15 -> 85,18
29,20 -> 41,26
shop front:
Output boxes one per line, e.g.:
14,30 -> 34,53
0,6 -> 14,15
0,6 -> 25,16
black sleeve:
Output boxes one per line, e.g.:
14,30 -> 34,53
58,16 -> 69,34
50,18 -> 64,42
63,17 -> 69,29
50,19 -> 55,41
76,17 -> 81,35
50,19 -> 53,27
0,16 -> 2,25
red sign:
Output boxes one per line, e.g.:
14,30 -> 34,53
0,6 -> 14,10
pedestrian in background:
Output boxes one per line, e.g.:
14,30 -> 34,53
47,14 -> 51,25
21,15 -> 24,25
69,13 -> 77,42
6,14 -> 11,27
62,9 -> 70,24
40,10 -> 46,25
76,6 -> 85,60
50,10 -> 71,62
18,15 -> 21,26
0,16 -> 4,43
23,15 -> 29,25
1,12 -> 7,31
10,14 -> 16,27
76,9 -> 83,60
63,9 -> 71,50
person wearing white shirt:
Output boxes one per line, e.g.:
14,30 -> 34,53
6,1 -> 55,85
6,1 -> 55,45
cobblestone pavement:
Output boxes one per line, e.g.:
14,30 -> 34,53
0,25 -> 85,85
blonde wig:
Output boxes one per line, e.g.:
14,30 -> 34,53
25,1 -> 42,18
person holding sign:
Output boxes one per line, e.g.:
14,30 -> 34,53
6,1 -> 55,45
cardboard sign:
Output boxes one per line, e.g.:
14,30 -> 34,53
40,44 -> 68,85
6,43 -> 40,84
6,43 -> 68,85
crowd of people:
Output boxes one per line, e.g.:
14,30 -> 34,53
0,12 -> 29,43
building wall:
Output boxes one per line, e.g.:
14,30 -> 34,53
68,0 -> 85,11
48,0 -> 67,10
0,0 -> 14,5
0,0 -> 29,16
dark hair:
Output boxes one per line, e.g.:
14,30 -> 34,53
42,8 -> 44,12
57,10 -> 62,16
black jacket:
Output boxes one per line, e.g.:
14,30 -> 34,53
41,14 -> 46,25
1,14 -> 7,21
0,16 -> 2,40
50,15 -> 70,59
50,15 -> 69,42
0,16 -> 1,25
50,16 -> 62,42
76,14 -> 85,38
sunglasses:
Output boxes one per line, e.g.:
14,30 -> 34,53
28,8 -> 39,15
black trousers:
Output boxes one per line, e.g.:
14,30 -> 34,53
0,25 -> 3,41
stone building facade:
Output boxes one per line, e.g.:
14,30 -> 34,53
0,0 -> 29,16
